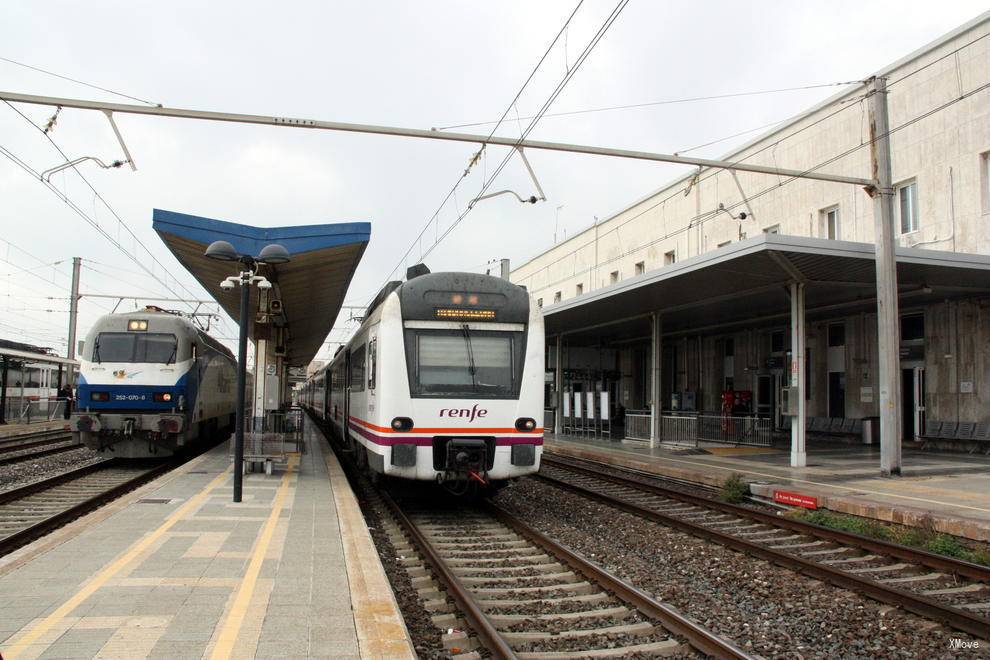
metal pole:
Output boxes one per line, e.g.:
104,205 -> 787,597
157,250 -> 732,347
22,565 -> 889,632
790,282 -> 807,468
233,269 -> 251,502
650,312 -> 662,447
500,258 -> 510,280
0,357 -> 7,424
67,257 -> 81,360
554,336 -> 563,436
0,90 -> 875,188
866,76 -> 903,476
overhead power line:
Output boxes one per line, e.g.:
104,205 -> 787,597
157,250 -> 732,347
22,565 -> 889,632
436,80 -> 861,130
0,55 -> 160,106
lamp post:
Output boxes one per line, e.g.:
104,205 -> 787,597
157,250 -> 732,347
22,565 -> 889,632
205,240 -> 290,502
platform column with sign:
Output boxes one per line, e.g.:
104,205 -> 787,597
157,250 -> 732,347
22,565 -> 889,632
789,282 -> 807,468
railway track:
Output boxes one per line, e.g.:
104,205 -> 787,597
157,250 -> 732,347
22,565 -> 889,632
0,459 -> 173,557
539,454 -> 990,640
374,487 -> 751,659
0,431 -> 82,467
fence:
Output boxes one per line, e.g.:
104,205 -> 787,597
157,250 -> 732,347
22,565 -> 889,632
3,397 -> 67,424
661,412 -> 772,447
624,410 -> 652,441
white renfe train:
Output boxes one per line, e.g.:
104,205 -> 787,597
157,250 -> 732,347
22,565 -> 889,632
71,308 -> 238,457
302,266 -> 544,491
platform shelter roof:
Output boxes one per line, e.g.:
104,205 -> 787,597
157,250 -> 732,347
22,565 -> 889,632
152,209 -> 370,366
542,234 -> 990,342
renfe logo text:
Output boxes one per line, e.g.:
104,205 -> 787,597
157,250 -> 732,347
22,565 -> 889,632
439,404 -> 488,423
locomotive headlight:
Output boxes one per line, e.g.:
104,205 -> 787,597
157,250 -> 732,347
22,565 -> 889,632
515,417 -> 537,432
127,319 -> 149,331
391,417 -> 414,432
90,391 -> 110,402
153,392 -> 173,402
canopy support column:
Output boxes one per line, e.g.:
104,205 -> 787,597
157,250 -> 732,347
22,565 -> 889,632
554,336 -> 563,436
650,312 -> 662,447
790,281 -> 807,468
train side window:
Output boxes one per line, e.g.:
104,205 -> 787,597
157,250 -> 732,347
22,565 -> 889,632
350,344 -> 366,392
368,338 -> 377,390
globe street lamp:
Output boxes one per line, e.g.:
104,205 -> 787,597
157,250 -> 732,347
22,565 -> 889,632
205,240 -> 290,502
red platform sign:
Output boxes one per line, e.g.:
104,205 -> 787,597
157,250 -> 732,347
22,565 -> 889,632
773,489 -> 818,509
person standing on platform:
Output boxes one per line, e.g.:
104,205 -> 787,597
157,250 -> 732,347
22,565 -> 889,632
59,383 -> 73,420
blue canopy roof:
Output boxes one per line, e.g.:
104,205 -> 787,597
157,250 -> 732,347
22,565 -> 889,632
153,209 -> 370,366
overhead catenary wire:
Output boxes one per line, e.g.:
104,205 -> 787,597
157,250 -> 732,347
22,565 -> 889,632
435,80 -> 862,131
0,55 -> 160,106
2,101 -> 204,313
368,0 -> 587,305
522,74 -> 990,293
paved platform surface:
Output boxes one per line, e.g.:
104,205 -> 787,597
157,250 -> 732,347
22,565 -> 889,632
547,434 -> 990,542
0,420 -> 70,440
0,419 -> 414,659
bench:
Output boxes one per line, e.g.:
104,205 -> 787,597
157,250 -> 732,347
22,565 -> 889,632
781,416 -> 863,439
921,420 -> 990,454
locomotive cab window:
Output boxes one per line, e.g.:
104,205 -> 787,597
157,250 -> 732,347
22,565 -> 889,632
406,328 -> 524,399
92,333 -> 178,364
350,344 -> 366,392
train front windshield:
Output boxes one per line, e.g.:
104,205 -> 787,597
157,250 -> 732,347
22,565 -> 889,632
92,333 -> 178,363
408,328 -> 524,398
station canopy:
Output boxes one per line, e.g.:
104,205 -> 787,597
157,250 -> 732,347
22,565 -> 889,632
543,234 -> 990,341
153,209 -> 370,367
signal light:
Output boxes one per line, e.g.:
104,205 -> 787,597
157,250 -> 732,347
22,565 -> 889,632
127,319 -> 149,331
391,417 -> 414,432
91,391 -> 110,402
153,392 -> 173,402
515,417 -> 537,432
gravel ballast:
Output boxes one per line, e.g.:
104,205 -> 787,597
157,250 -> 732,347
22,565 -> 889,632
496,477 -> 986,659
0,447 -> 103,492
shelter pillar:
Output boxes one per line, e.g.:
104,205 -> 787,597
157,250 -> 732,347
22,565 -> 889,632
790,282 -> 807,468
253,338 -> 268,431
553,336 -> 563,435
650,312 -> 662,447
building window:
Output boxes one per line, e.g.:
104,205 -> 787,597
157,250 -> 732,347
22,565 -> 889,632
981,151 -> 990,214
664,250 -> 676,266
763,224 -> 780,235
553,291 -> 561,303
575,283 -> 583,296
537,298 -> 543,308
634,261 -> 645,276
724,338 -> 734,357
901,313 -> 924,341
822,206 -> 840,240
770,330 -> 785,353
897,180 -> 919,233
827,323 -> 845,347
609,270 -> 619,284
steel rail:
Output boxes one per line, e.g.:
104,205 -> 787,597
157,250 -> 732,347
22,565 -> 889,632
484,500 -> 755,660
539,456 -> 990,639
0,430 -> 73,454
0,460 -> 111,505
0,441 -> 82,467
544,454 -> 990,581
376,488 -> 519,660
0,461 -> 174,557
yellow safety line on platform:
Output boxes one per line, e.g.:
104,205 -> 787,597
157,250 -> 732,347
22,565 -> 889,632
552,440 -> 990,515
209,454 -> 297,660
4,467 -> 233,659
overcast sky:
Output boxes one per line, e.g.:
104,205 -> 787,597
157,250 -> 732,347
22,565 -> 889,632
2,0 -> 987,363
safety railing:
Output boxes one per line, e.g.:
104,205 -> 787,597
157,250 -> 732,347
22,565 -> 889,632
3,397 -> 67,424
624,411 -> 652,441
660,412 -> 772,447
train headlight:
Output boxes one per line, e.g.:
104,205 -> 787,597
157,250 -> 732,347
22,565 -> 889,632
153,392 -> 173,402
127,319 -> 149,331
90,391 -> 110,402
515,417 -> 537,432
391,417 -> 414,432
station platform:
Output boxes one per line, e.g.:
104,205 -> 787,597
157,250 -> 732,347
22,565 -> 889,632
0,419 -> 414,659
546,434 -> 990,543
0,420 -> 70,440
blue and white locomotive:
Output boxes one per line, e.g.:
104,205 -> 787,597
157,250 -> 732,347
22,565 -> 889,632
72,308 -> 238,457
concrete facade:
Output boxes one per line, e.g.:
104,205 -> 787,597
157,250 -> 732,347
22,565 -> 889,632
512,14 -> 990,304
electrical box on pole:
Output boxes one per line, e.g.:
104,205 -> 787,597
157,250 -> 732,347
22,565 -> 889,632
866,76 -> 903,476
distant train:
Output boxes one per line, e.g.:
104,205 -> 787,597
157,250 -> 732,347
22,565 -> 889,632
302,266 -> 545,492
72,308 -> 238,458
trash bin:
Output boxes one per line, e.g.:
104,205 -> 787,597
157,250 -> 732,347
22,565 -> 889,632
862,417 -> 880,445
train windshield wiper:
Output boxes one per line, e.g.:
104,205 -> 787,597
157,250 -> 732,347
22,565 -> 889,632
460,323 -> 478,391
93,338 -> 102,364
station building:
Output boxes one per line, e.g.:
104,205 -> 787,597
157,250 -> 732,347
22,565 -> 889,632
511,13 -> 990,453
